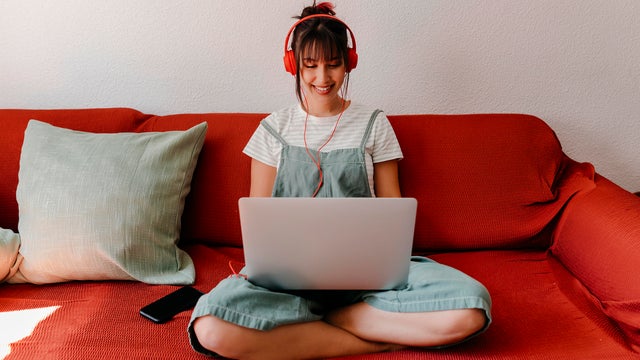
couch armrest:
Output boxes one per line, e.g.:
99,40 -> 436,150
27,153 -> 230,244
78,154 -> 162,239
551,174 -> 640,351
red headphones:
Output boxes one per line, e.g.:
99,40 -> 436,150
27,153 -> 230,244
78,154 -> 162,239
283,14 -> 358,75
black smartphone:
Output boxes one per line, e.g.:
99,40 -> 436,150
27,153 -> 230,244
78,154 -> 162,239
140,286 -> 204,324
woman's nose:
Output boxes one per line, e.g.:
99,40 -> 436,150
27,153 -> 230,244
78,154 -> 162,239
316,66 -> 329,82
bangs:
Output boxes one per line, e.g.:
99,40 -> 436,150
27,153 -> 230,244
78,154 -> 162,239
300,37 -> 342,62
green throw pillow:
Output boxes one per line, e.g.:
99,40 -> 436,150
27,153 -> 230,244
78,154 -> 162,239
10,120 -> 207,284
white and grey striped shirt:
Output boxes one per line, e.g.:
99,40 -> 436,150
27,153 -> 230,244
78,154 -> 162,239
243,103 -> 403,195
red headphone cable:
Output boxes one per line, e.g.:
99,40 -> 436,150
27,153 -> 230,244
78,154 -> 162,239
302,92 -> 346,197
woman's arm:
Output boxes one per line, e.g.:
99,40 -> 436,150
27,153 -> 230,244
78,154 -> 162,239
249,158 -> 277,197
373,160 -> 402,198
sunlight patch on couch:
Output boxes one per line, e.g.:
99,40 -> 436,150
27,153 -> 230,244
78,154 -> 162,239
0,306 -> 60,359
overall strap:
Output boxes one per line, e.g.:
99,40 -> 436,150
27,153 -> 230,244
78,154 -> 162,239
360,109 -> 382,151
260,120 -> 288,146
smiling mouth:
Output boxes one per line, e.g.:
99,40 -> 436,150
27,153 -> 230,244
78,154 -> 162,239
313,85 -> 332,94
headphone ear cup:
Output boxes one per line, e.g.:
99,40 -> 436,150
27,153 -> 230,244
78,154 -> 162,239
346,49 -> 358,72
283,50 -> 297,75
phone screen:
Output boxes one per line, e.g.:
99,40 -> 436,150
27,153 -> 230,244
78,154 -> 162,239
140,286 -> 204,324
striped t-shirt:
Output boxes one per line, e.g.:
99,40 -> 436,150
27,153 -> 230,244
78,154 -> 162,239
243,103 -> 403,196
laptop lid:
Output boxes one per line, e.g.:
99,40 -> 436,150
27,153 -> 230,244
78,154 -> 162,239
238,197 -> 417,290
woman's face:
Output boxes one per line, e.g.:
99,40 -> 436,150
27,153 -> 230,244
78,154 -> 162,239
299,49 -> 347,114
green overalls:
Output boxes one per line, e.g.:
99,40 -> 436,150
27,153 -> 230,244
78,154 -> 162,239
262,109 -> 381,198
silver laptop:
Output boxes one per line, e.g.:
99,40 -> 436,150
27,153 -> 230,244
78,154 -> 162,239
238,197 -> 417,290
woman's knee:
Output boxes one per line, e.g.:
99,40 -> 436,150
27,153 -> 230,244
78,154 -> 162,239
437,308 -> 487,343
398,308 -> 487,347
192,315 -> 252,358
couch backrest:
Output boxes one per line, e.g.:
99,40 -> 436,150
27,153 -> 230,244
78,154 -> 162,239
144,112 -> 591,251
389,114 -> 592,250
0,110 -> 594,251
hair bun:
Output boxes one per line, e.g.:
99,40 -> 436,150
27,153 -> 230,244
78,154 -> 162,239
315,2 -> 335,14
300,2 -> 336,18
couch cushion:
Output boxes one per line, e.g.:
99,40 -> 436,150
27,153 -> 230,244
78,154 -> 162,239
0,108 -> 150,232
10,120 -> 207,284
138,113 -> 263,247
389,114 -> 595,251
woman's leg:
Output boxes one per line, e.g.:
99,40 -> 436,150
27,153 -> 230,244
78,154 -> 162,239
188,257 -> 491,358
321,256 -> 492,348
192,314 -> 401,360
188,276 -> 402,359
325,303 -> 487,347
192,303 -> 484,359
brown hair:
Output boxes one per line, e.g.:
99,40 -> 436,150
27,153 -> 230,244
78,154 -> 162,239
291,2 -> 351,105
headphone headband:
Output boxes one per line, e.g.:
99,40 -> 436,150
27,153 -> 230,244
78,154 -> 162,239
283,14 -> 358,75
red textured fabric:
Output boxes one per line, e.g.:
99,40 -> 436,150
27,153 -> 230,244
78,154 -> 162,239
137,113 -> 263,247
0,108 -> 150,232
0,245 -> 238,360
2,247 -> 637,359
389,114 -> 595,250
552,175 -> 640,352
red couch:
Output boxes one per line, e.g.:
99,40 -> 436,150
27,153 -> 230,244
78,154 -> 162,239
1,108 -> 639,359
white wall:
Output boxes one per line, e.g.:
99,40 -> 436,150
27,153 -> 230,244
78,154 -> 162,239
1,1 -> 639,192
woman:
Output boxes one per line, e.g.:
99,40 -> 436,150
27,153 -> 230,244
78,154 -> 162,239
189,3 -> 491,359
